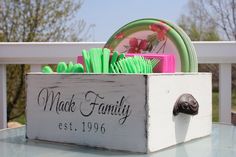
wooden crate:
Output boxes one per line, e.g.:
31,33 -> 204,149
26,73 -> 212,153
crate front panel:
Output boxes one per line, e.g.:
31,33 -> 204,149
26,74 -> 147,152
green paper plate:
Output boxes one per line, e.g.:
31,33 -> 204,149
157,19 -> 198,72
139,18 -> 197,72
105,19 -> 194,72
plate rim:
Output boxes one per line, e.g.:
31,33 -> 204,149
104,18 -> 191,72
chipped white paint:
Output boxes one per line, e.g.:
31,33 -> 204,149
26,73 -> 211,153
147,73 -> 212,152
26,73 -> 147,152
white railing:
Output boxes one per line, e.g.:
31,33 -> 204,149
0,41 -> 236,128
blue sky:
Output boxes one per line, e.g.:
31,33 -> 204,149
78,0 -> 188,41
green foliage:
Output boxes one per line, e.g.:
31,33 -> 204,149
212,92 -> 219,122
212,91 -> 236,122
6,65 -> 29,121
0,0 -> 92,122
178,15 -> 220,41
0,32 -> 5,41
0,0 -> 91,42
178,0 -> 236,41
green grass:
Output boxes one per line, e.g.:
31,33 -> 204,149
212,92 -> 219,122
212,91 -> 236,122
232,90 -> 236,111
14,114 -> 26,124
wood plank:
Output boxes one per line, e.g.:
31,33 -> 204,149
219,63 -> 232,123
26,74 -> 147,152
148,73 -> 212,152
0,65 -> 7,129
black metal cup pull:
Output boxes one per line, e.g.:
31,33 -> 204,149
173,94 -> 199,116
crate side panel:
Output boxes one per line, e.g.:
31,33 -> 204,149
147,74 -> 212,152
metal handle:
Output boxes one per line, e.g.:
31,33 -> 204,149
173,94 -> 199,116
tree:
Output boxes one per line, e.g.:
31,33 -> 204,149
178,1 -> 220,41
178,16 -> 220,41
178,0 -> 222,91
205,0 -> 236,40
0,0 -> 92,42
0,31 -> 4,41
0,0 -> 93,122
179,0 -> 236,41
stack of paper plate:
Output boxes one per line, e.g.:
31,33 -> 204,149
104,18 -> 198,72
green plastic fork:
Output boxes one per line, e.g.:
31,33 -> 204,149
110,57 -> 159,74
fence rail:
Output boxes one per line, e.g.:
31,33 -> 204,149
1,41 -> 236,128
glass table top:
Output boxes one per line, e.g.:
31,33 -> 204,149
0,123 -> 235,157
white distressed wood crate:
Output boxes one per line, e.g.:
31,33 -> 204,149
26,73 -> 212,153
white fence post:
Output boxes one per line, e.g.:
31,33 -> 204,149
0,64 -> 7,129
219,63 -> 232,124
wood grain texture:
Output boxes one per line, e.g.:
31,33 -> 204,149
26,74 -> 147,152
26,73 -> 212,153
147,73 -> 212,152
